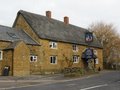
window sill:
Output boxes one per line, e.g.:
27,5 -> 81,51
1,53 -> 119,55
50,48 -> 58,49
50,63 -> 57,65
73,62 -> 79,64
73,50 -> 78,52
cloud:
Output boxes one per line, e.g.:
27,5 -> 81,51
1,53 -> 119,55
0,0 -> 120,31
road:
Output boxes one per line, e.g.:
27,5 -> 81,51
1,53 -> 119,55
3,71 -> 120,90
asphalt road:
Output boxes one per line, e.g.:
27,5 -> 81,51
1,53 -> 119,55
5,71 -> 120,90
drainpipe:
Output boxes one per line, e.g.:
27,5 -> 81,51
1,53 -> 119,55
11,50 -> 14,76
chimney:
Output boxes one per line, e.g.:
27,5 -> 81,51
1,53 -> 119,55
46,11 -> 51,19
64,16 -> 69,25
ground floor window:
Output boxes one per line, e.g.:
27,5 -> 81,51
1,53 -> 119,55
50,56 -> 57,64
0,51 -> 3,60
73,55 -> 79,63
95,58 -> 99,64
30,55 -> 37,62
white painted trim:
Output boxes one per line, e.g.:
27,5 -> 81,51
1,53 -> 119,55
30,55 -> 38,62
0,51 -> 3,60
50,56 -> 57,64
49,41 -> 58,49
80,84 -> 108,90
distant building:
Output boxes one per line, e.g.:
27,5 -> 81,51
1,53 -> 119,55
0,10 -> 103,76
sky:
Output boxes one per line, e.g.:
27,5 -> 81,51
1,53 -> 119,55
0,0 -> 120,33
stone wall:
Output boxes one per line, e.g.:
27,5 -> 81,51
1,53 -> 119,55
13,14 -> 103,74
39,39 -> 103,74
0,41 -> 12,75
13,41 -> 30,76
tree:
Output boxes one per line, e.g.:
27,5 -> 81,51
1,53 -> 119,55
89,22 -> 120,68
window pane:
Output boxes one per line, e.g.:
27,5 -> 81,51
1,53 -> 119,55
73,45 -> 78,51
0,51 -> 2,60
30,55 -> 37,62
73,55 -> 79,63
50,57 -> 53,63
0,52 -> 1,58
50,41 -> 57,49
50,56 -> 57,64
30,56 -> 33,61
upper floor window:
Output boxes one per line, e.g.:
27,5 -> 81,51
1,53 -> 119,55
50,56 -> 57,64
94,50 -> 98,55
49,41 -> 57,49
72,44 -> 78,51
0,51 -> 3,60
73,55 -> 79,63
30,55 -> 37,62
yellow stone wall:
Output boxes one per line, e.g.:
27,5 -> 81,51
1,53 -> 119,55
94,48 -> 103,69
13,14 -> 103,74
0,41 -> 12,75
0,41 -> 11,49
39,39 -> 103,73
14,15 -> 39,43
27,45 -> 42,74
13,41 -> 30,76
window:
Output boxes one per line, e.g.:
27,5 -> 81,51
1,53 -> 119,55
94,50 -> 98,55
50,56 -> 57,64
73,55 -> 79,63
0,51 -> 3,60
49,41 -> 57,49
95,58 -> 99,64
72,44 -> 78,51
7,32 -> 19,39
30,55 -> 37,62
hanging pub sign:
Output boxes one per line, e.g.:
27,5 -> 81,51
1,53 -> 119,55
85,48 -> 93,59
85,32 -> 93,43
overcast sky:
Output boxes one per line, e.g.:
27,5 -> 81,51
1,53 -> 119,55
0,0 -> 120,32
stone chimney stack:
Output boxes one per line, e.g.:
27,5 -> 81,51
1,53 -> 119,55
64,16 -> 69,25
46,11 -> 51,19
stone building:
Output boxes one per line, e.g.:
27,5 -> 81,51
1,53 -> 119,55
0,10 -> 103,76
0,25 -> 39,76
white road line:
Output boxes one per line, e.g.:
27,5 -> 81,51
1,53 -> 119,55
80,84 -> 108,90
66,83 -> 76,86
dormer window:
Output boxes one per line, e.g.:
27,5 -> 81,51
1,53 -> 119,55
72,44 -> 78,52
49,41 -> 57,49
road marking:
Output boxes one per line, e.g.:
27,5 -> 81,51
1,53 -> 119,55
66,83 -> 76,86
80,84 -> 108,90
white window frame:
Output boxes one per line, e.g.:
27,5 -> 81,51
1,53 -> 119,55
72,44 -> 78,52
0,51 -> 3,60
30,55 -> 37,62
50,56 -> 57,64
95,58 -> 99,64
73,55 -> 79,63
94,50 -> 98,55
49,41 -> 57,49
